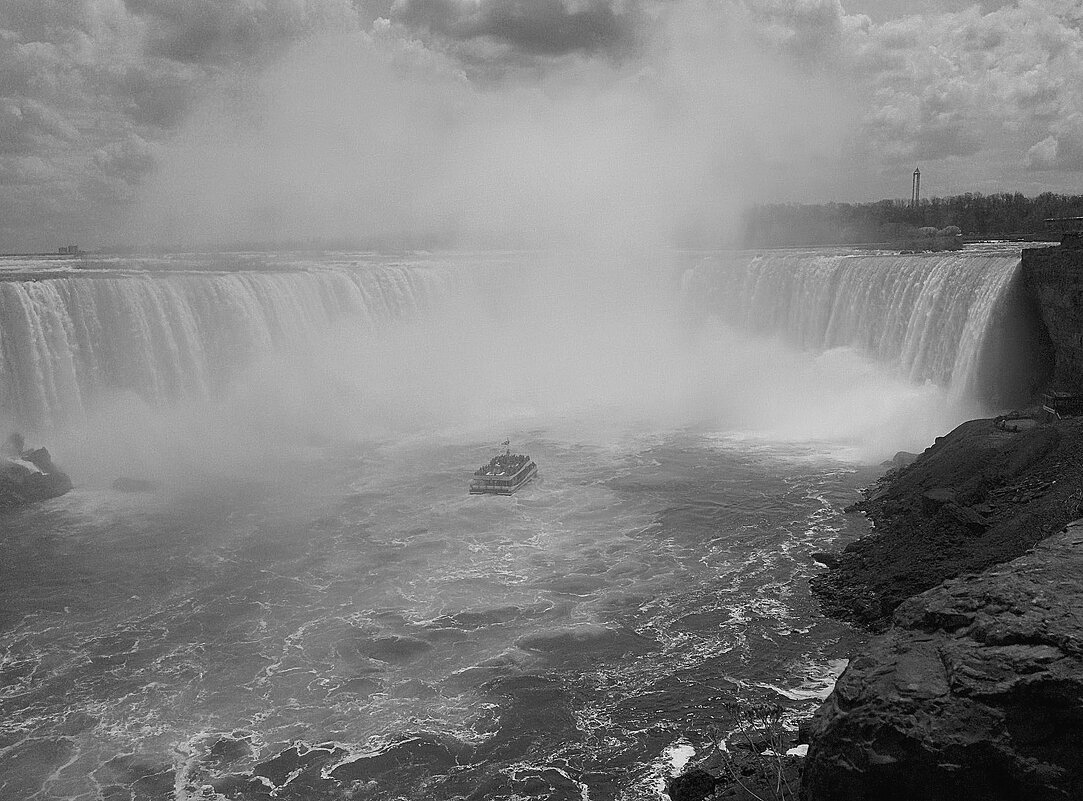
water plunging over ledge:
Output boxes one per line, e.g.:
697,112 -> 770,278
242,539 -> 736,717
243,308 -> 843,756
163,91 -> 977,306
680,249 -> 1047,407
0,248 -> 1050,800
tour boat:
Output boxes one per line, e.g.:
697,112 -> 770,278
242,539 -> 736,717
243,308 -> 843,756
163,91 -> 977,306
469,442 -> 537,495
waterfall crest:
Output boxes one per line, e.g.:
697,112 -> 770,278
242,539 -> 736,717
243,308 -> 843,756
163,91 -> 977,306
0,250 -> 1031,437
681,251 -> 1023,400
0,262 -> 458,431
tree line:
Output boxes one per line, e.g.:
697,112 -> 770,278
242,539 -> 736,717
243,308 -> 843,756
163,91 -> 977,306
740,192 -> 1083,248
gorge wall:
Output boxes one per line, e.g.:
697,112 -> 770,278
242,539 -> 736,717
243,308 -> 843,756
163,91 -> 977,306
1020,244 -> 1083,396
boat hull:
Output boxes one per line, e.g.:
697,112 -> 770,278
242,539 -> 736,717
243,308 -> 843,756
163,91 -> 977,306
469,463 -> 537,495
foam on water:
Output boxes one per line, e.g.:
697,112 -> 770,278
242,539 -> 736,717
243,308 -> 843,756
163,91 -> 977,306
0,249 -> 1031,799
1,429 -> 877,799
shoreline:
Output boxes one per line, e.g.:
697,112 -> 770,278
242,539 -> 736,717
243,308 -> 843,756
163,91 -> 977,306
670,412 -> 1083,800
810,413 -> 1083,632
669,236 -> 1083,800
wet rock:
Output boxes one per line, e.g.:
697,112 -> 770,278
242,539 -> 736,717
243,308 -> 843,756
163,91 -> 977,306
811,552 -> 839,569
0,447 -> 72,512
668,728 -> 805,801
666,766 -> 718,801
21,447 -> 56,473
813,417 -> 1083,631
802,522 -> 1083,801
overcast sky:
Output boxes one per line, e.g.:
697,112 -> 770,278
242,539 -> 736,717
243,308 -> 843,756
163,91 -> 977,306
2,0 -> 1081,251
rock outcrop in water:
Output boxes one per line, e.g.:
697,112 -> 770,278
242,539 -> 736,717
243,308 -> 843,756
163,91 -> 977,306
0,438 -> 72,511
811,415 -> 1083,632
802,521 -> 1083,801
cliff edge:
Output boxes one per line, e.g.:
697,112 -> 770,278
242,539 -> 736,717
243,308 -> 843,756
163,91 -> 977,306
1021,244 -> 1083,395
811,415 -> 1083,631
802,411 -> 1083,800
802,521 -> 1083,801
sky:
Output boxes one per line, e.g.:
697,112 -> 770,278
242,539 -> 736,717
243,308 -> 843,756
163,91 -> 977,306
1,0 -> 1082,251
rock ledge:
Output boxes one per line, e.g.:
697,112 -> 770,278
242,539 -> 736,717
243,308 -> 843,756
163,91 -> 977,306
802,522 -> 1083,801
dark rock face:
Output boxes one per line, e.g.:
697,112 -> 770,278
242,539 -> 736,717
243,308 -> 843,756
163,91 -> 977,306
0,450 -> 72,511
802,522 -> 1083,801
1021,246 -> 1083,395
812,416 -> 1083,631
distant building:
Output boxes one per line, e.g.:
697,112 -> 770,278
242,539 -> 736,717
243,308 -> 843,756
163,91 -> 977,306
58,245 -> 80,255
911,168 -> 921,207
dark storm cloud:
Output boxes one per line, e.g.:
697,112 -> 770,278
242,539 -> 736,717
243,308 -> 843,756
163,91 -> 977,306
390,0 -> 642,57
122,0 -> 321,64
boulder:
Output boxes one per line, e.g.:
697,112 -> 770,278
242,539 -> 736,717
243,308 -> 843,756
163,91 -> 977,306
0,444 -> 72,511
21,447 -> 56,474
802,522 -> 1083,801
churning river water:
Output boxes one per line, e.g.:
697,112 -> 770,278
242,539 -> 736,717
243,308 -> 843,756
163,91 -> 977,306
0,248 -> 1023,799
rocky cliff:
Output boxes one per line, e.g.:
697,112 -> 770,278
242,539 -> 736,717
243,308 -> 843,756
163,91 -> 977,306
811,415 -> 1083,632
802,521 -> 1083,801
800,408 -> 1083,800
1021,244 -> 1083,395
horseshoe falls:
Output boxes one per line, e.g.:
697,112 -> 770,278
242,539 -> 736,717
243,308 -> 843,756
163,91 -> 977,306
0,247 -> 1041,801
680,249 -> 1041,406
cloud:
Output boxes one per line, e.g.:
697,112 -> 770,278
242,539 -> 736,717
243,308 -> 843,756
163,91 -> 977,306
1026,115 -> 1083,170
120,1 -> 867,250
122,0 -> 359,65
0,97 -> 80,154
389,0 -> 643,59
93,131 -> 159,183
0,155 -> 63,184
5,0 -> 1083,251
835,1 -> 1083,185
743,0 -> 853,60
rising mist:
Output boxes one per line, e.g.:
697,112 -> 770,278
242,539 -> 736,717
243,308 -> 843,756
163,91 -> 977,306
125,2 -> 858,251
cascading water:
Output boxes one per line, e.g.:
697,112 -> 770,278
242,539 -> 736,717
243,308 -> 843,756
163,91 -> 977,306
0,249 -> 1037,447
0,258 -> 460,432
0,247 -> 1046,801
680,250 -> 1025,403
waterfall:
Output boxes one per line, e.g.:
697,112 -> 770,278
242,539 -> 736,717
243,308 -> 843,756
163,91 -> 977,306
0,250 -> 1031,438
0,260 -> 460,432
681,250 -> 1023,401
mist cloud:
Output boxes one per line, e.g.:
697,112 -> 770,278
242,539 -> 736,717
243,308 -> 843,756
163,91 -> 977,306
3,0 -> 1083,250
126,1 -> 864,250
